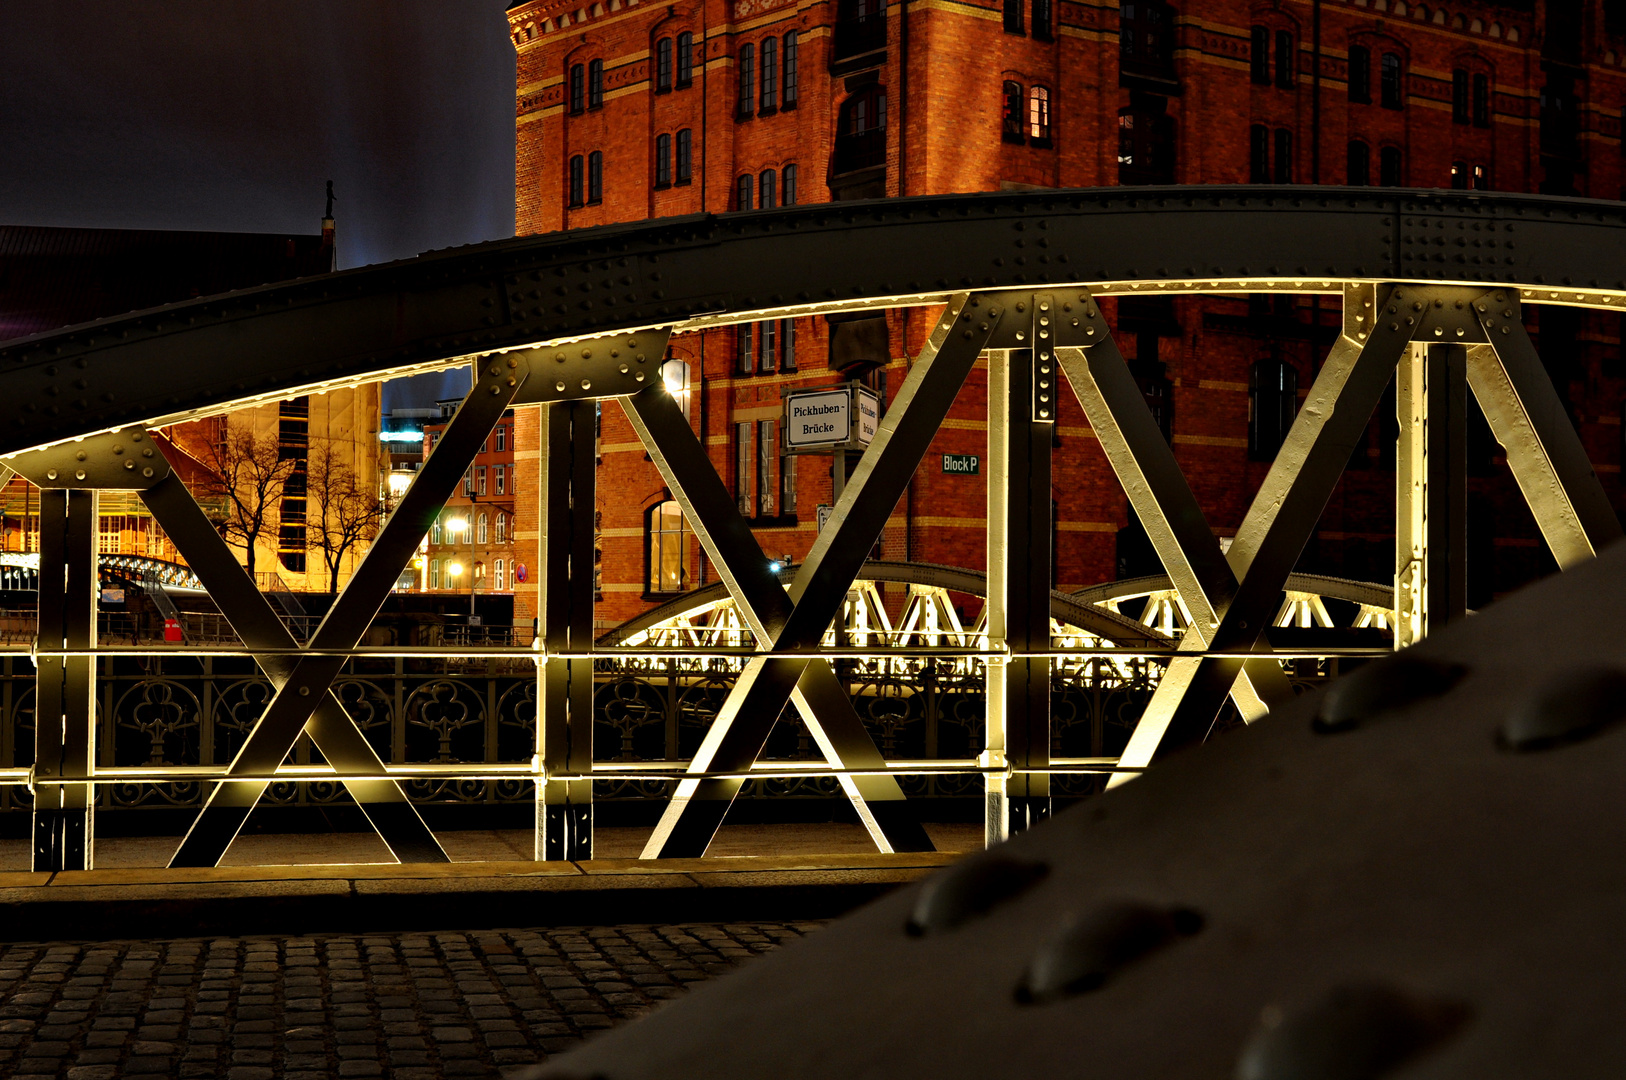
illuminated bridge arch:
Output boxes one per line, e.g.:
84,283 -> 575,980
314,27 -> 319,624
1,186 -> 1620,870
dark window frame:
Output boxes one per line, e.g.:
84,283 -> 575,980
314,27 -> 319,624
676,31 -> 694,87
675,128 -> 693,183
1028,84 -> 1052,146
782,32 -> 799,108
737,323 -> 755,374
1004,0 -> 1024,35
656,37 -> 673,92
1347,140 -> 1370,185
1251,26 -> 1270,85
588,59 -> 605,109
782,162 -> 798,205
1274,127 -> 1293,183
1250,124 -> 1270,184
587,150 -> 603,204
568,154 -> 585,207
1472,71 -> 1491,126
655,133 -> 672,188
1248,356 -> 1299,461
1381,51 -> 1404,109
568,63 -> 585,113
1031,0 -> 1052,41
1452,68 -> 1470,124
738,43 -> 755,119
760,36 -> 778,113
1275,29 -> 1295,89
1002,79 -> 1026,144
736,173 -> 753,210
1379,144 -> 1403,186
759,168 -> 777,209
1348,44 -> 1371,103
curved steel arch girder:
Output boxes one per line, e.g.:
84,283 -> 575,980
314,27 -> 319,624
598,562 -> 1394,651
5,187 -> 1626,454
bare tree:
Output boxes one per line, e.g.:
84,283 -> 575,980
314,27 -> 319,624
306,442 -> 384,594
194,418 -> 298,579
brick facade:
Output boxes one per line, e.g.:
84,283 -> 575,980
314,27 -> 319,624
507,0 -> 1626,631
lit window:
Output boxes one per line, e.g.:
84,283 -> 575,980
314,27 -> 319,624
477,466 -> 487,495
661,357 -> 692,420
646,500 -> 690,593
495,466 -> 505,495
737,323 -> 755,374
430,559 -> 440,589
758,419 -> 776,516
496,513 -> 506,543
495,558 -> 505,590
478,513 -> 489,545
1028,85 -> 1051,142
736,422 -> 754,516
432,520 -> 443,545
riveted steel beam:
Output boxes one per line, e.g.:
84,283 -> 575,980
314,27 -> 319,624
32,488 -> 96,871
11,190 -> 1626,458
1469,297 -> 1623,568
1395,343 -> 1468,647
167,361 -> 527,867
538,399 -> 597,861
510,328 -> 672,405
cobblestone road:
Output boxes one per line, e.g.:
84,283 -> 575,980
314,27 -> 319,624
0,923 -> 819,1079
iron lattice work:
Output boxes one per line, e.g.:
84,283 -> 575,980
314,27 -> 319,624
0,186 -> 1617,869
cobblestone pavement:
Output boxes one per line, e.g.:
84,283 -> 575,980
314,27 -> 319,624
0,922 -> 820,1079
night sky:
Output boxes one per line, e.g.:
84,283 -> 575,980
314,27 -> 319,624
0,1 -> 518,405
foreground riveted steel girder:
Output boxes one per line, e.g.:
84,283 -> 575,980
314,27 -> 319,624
522,537 -> 1626,1080
7,187 -> 1626,455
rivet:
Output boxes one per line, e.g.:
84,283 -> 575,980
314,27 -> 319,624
636,354 -> 646,362
619,364 -> 629,374
142,467 -> 153,477
488,364 -> 501,376
581,379 -> 591,390
1015,903 -> 1202,1004
1456,328 -> 1465,338
489,386 -> 501,395
506,377 -> 517,387
905,855 -> 1048,936
142,448 -> 153,458
1016,331 -> 1026,341
581,348 -> 592,359
635,372 -> 645,382
123,460 -> 135,471
131,433 -> 143,442
1499,666 -> 1626,751
298,686 -> 311,697
556,381 -> 567,391
1314,655 -> 1466,734
1235,983 -> 1469,1080
45,470 -> 56,480
555,352 -> 566,363
75,451 -> 87,462
507,357 -> 519,368
1086,327 -> 1096,336
74,470 -> 85,480
1434,327 -> 1443,337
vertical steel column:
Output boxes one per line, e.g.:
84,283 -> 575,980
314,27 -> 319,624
984,333 -> 1053,846
33,489 -> 96,871
537,400 -> 596,860
1395,343 -> 1468,647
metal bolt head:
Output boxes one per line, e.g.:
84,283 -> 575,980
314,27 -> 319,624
124,460 -> 135,470
1235,983 -> 1469,1080
1499,665 -> 1626,752
298,686 -> 311,697
74,470 -> 85,480
556,381 -> 567,392
1314,655 -> 1466,734
142,467 -> 153,477
580,379 -> 591,390
1015,902 -> 1201,1004
905,854 -> 1048,936
46,470 -> 56,480
75,451 -> 87,461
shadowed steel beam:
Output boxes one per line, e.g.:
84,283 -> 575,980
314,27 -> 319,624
626,294 -> 998,857
167,360 -> 527,867
32,489 -> 96,871
1469,300 -> 1623,568
140,472 -> 448,864
538,400 -> 596,860
1396,343 -> 1468,646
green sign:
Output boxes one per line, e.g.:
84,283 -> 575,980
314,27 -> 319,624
942,453 -> 980,475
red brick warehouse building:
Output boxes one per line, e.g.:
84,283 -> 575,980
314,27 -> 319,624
503,0 -> 1626,631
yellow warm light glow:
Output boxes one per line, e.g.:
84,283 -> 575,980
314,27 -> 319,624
447,517 -> 468,535
447,562 -> 464,578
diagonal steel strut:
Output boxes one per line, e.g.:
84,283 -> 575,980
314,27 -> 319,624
167,358 -> 528,867
624,293 -> 1003,857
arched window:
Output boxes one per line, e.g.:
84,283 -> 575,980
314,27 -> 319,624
1275,29 -> 1295,88
587,59 -> 605,108
737,323 -> 755,374
676,31 -> 694,86
1028,86 -> 1051,144
1032,0 -> 1052,40
736,173 -> 753,210
834,86 -> 887,173
759,168 -> 777,209
646,500 -> 690,594
495,513 -> 506,543
1473,163 -> 1488,191
1274,128 -> 1293,183
1452,69 -> 1469,124
568,155 -> 585,207
1473,72 -> 1490,126
782,163 -> 798,205
431,520 -> 443,545
783,32 -> 799,107
1251,26 -> 1270,84
761,319 -> 778,373
1381,52 -> 1404,109
655,133 -> 672,187
661,357 -> 692,419
738,43 -> 755,118
1450,160 -> 1469,189
781,318 -> 797,371
587,151 -> 603,203
569,63 -> 585,113
477,513 -> 489,544
1002,80 -> 1025,142
473,560 -> 485,585
1348,44 -> 1371,102
656,37 -> 673,91
676,129 -> 693,182
429,559 -> 440,589
1379,145 -> 1403,186
1347,140 -> 1371,185
494,558 -> 505,591
761,36 -> 778,111
1249,358 -> 1298,460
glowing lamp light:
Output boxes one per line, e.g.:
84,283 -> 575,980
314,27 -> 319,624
767,561 -> 783,574
447,517 -> 468,537
661,359 -> 687,394
447,562 -> 464,579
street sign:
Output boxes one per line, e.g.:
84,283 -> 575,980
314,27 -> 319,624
783,383 -> 882,453
784,388 -> 850,449
942,453 -> 980,475
817,504 -> 833,532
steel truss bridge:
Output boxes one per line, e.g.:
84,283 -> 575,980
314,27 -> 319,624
0,186 -> 1619,872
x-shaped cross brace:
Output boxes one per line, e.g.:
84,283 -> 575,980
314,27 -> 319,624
161,358 -> 529,866
624,293 -> 1008,857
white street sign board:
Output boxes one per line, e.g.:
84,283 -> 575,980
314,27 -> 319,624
854,387 -> 880,446
784,389 -> 851,448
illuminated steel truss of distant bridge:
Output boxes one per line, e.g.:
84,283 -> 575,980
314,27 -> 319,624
0,186 -> 1619,871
